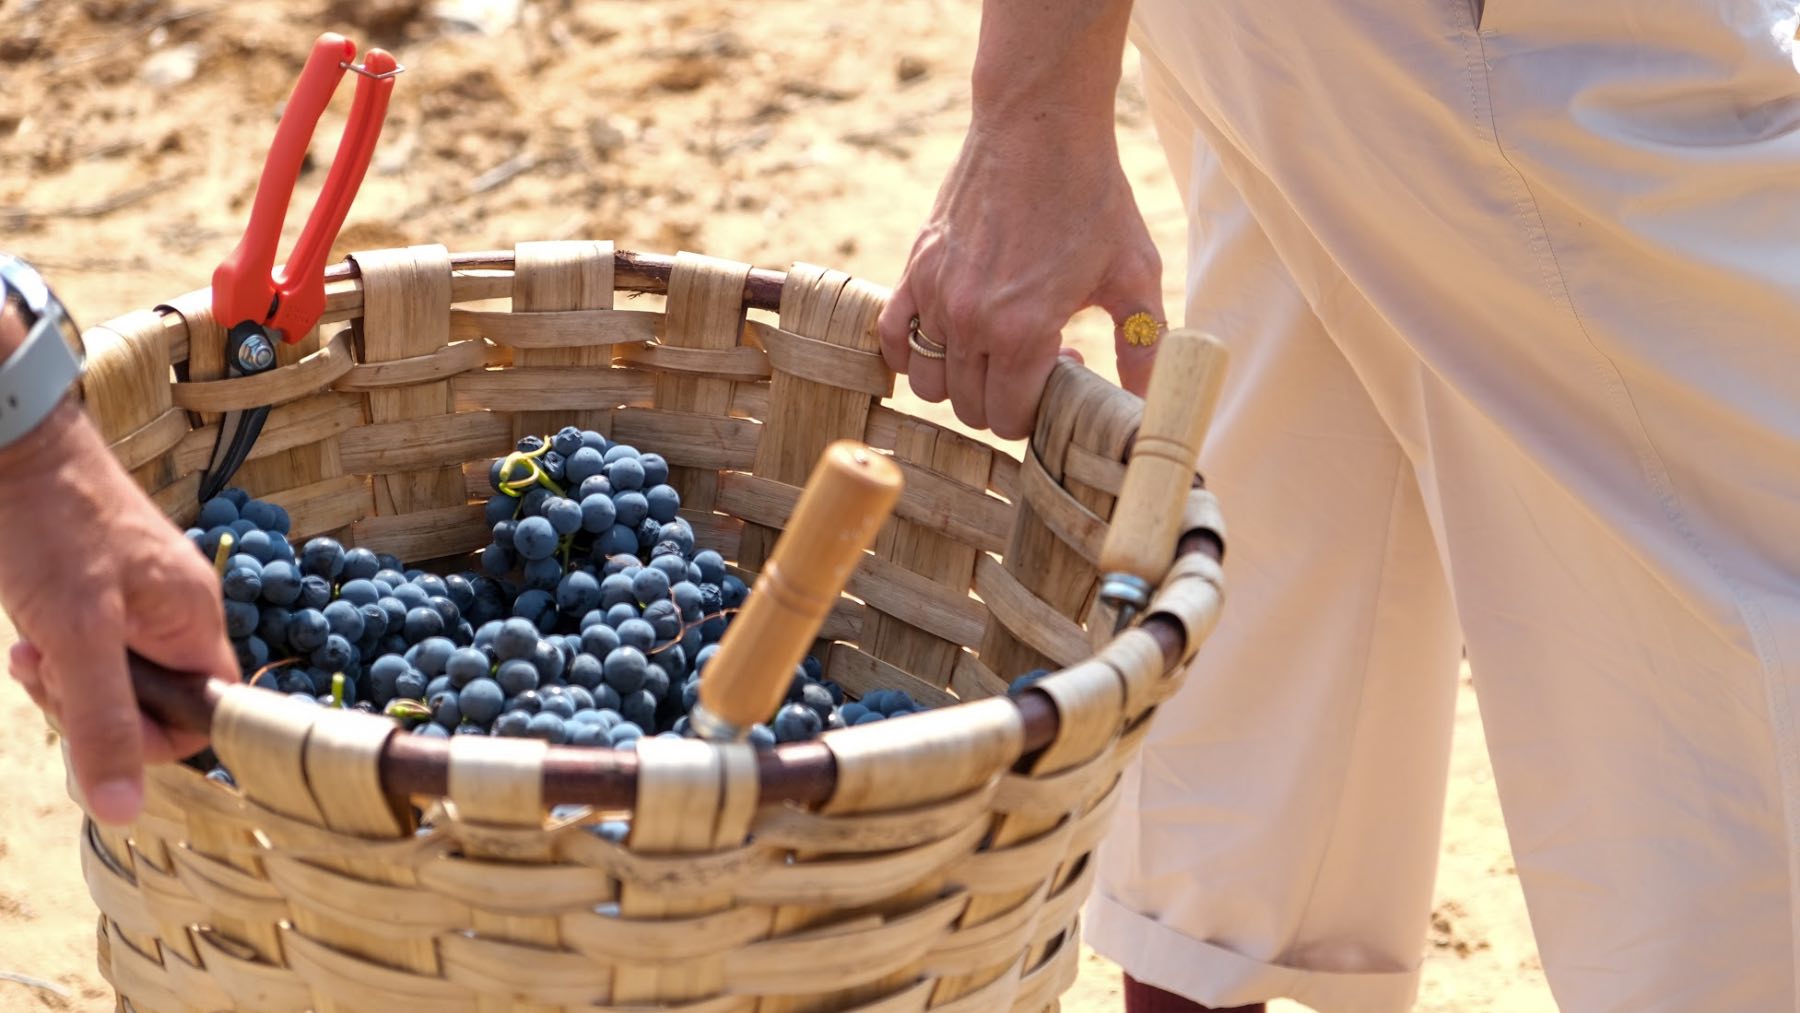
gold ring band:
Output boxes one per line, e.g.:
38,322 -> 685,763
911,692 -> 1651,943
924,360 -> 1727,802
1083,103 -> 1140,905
1122,312 -> 1167,348
908,315 -> 947,359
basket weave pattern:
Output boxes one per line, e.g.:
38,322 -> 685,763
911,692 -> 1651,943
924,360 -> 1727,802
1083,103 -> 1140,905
76,242 -> 1226,1012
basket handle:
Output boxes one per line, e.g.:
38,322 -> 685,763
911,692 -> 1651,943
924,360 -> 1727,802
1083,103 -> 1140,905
1097,329 -> 1228,626
693,440 -> 903,739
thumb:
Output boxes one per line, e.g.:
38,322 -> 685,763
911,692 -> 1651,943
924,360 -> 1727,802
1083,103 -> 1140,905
38,589 -> 144,825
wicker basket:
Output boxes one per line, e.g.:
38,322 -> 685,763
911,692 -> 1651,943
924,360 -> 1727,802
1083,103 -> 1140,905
74,242 -> 1227,1013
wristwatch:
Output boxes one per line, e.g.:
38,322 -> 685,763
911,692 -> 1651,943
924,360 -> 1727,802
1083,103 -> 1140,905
0,253 -> 86,449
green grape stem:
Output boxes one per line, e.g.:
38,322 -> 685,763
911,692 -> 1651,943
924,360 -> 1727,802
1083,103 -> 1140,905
212,531 -> 236,578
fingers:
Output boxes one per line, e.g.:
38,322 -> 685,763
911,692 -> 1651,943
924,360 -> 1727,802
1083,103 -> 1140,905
1097,242 -> 1167,397
124,531 -> 238,755
38,590 -> 143,825
947,346 -> 990,432
877,282 -> 917,377
9,639 -> 49,714
905,313 -> 949,404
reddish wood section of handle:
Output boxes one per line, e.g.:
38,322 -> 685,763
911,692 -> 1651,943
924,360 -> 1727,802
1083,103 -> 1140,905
699,440 -> 903,735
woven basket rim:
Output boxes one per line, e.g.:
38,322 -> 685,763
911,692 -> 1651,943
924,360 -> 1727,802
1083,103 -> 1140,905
112,245 -> 1223,811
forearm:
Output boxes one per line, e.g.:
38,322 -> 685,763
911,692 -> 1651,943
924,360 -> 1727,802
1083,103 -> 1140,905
970,0 -> 1135,129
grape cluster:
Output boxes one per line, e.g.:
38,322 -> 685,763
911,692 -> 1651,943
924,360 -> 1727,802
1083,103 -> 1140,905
198,426 -> 988,753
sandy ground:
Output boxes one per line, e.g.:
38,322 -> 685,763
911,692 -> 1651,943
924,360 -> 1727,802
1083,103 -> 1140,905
1,1 -> 1554,1009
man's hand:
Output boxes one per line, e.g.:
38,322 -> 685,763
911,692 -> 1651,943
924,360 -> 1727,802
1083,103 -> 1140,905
877,0 -> 1163,439
0,303 -> 230,827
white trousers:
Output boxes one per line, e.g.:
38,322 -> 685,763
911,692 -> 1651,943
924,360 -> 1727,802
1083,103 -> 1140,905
1087,2 -> 1800,1010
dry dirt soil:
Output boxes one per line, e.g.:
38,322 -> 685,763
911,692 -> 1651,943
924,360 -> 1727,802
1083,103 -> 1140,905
1,0 -> 1555,1009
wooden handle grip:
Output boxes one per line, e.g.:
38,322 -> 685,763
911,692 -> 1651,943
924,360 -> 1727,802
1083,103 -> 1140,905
1098,329 -> 1228,588
698,440 -> 903,735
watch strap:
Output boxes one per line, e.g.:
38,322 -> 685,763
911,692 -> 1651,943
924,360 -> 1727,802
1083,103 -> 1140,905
0,313 -> 83,449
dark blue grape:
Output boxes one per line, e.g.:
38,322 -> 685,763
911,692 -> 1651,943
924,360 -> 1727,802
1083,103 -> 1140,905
613,491 -> 649,529
199,525 -> 234,560
591,685 -> 622,713
454,723 -> 488,736
497,658 -> 539,696
532,638 -> 567,685
284,608 -> 326,652
615,619 -> 656,652
504,689 -> 542,715
622,690 -> 658,730
376,597 -> 408,631
522,556 -> 564,592
369,655 -> 410,703
393,668 -> 427,701
413,638 -> 456,677
539,691 -> 576,720
504,588 -> 549,632
606,456 -> 645,492
641,663 -> 670,704
429,690 -> 461,729
481,541 -> 515,577
564,651 -> 600,690
631,566 -> 671,606
473,619 -> 503,651
600,553 -> 638,577
358,602 -> 389,642
747,724 -> 776,750
495,618 -> 539,660
237,529 -> 277,564
800,683 -> 834,722
259,560 -> 302,606
608,722 -> 644,748
278,669 -> 313,695
820,679 -> 844,706
233,635 -> 269,672
386,584 -> 426,612
223,564 -> 262,603
517,434 -> 546,454
543,497 -> 582,537
512,516 -> 559,562
565,447 -> 606,486
267,533 -> 295,562
603,603 -> 639,629
603,647 -> 648,695
340,546 -> 379,579
552,426 -> 585,457
567,685 -> 596,711
645,484 -> 681,523
216,487 -> 249,509
671,581 -> 702,614
772,704 -> 824,743
681,675 -> 701,712
519,487 -> 551,518
319,600 -> 361,642
446,647 -> 490,688
459,678 -> 504,726
492,519 -> 519,546
411,573 -> 448,599
637,518 -> 663,553
335,579 -> 377,607
375,568 -> 410,590
578,620 -> 618,656
540,451 -> 567,485
230,519 -> 258,536
642,600 -> 681,642
632,452 -> 666,487
721,575 -> 748,609
602,444 -> 637,463
649,540 -> 684,561
293,576 -> 328,612
578,475 -> 613,502
426,590 -> 460,629
311,634 -> 354,673
599,573 -> 636,610
802,656 -> 823,682
199,496 -> 239,529
256,605 -> 291,650
425,674 -> 453,700
647,555 -> 686,587
579,492 -> 617,534
484,493 -> 517,528
444,574 -> 475,612
403,607 -> 444,643
838,702 -> 869,724
567,723 -> 607,747
659,523 -> 696,559
556,571 -> 601,617
493,710 -> 531,737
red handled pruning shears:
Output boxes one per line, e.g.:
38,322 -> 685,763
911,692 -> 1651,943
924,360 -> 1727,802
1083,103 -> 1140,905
199,33 -> 401,502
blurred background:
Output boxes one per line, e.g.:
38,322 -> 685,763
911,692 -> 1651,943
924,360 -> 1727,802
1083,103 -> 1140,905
0,0 -> 1550,1008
